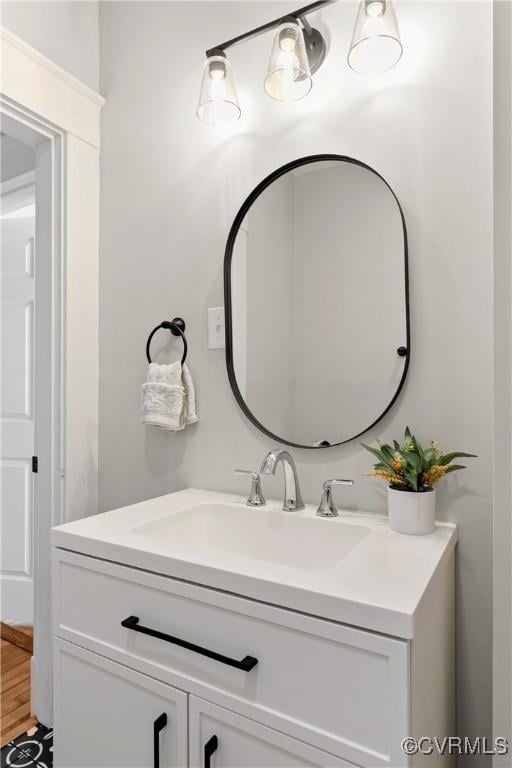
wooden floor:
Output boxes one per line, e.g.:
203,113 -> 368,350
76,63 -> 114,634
0,624 -> 37,747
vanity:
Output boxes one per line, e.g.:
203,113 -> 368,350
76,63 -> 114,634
52,488 -> 455,768
51,155 -> 452,767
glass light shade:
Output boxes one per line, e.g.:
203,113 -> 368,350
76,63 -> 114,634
264,21 -> 312,102
348,0 -> 403,74
197,53 -> 241,125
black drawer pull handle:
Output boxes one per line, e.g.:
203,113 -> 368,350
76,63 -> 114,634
204,735 -> 218,768
153,712 -> 167,768
121,615 -> 258,672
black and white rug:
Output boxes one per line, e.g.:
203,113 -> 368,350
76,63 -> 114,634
1,723 -> 53,768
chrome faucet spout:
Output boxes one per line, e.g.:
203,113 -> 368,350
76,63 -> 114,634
260,449 -> 305,512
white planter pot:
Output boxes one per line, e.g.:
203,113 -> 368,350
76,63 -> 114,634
387,487 -> 436,535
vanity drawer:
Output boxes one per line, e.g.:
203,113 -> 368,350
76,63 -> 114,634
53,549 -> 409,767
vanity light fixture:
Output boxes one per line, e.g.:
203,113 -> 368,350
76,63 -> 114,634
197,49 -> 241,125
347,0 -> 403,74
264,19 -> 313,102
198,0 -> 403,124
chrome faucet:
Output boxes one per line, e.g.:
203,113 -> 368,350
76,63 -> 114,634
234,469 -> 266,507
317,479 -> 354,517
260,449 -> 305,512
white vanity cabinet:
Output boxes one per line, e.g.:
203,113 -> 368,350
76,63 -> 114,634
54,639 -> 188,768
53,636 -> 349,768
53,539 -> 455,768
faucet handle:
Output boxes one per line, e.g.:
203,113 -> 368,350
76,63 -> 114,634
234,470 -> 266,507
317,479 -> 354,518
323,479 -> 354,489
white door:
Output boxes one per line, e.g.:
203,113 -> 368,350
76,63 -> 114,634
54,639 -> 189,768
189,697 -> 351,768
0,183 -> 36,625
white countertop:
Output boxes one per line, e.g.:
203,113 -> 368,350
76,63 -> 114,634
52,488 -> 457,639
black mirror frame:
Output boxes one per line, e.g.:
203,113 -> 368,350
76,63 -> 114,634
224,154 -> 410,449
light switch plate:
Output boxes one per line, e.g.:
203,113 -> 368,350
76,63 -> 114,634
208,307 -> 225,349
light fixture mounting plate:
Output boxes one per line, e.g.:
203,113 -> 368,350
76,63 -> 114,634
303,27 -> 326,74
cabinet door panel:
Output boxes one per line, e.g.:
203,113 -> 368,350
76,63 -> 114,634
53,639 -> 187,768
189,696 -> 352,768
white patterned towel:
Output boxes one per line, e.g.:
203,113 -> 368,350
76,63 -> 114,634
141,362 -> 198,431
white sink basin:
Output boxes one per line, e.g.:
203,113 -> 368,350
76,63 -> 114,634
131,503 -> 370,572
52,488 -> 457,638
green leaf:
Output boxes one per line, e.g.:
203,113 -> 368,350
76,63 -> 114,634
361,444 -> 392,468
439,451 -> 477,466
380,444 -> 396,461
423,448 -> 435,468
361,443 -> 384,461
402,451 -> 421,469
444,464 -> 467,474
361,443 -> 397,473
404,468 -> 418,491
405,426 -> 412,438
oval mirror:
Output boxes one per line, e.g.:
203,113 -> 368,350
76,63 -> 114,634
224,155 -> 410,448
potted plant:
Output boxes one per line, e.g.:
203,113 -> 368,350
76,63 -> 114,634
362,427 -> 476,535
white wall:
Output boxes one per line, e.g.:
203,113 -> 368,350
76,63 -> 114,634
1,1 -> 99,90
1,135 -> 35,182
98,1 -> 493,755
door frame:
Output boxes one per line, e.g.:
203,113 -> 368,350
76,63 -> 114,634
1,103 -> 65,729
0,25 -> 104,726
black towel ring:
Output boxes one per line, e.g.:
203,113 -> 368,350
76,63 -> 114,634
146,317 -> 187,365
